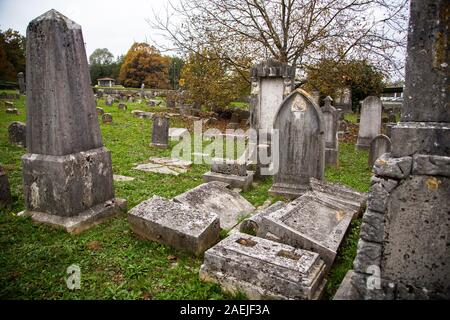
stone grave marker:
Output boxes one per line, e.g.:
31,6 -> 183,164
356,96 -> 382,149
8,121 -> 26,147
17,72 -> 26,95
322,96 -> 339,167
151,114 -> 169,148
102,113 -> 112,124
203,158 -> 254,191
368,134 -> 392,167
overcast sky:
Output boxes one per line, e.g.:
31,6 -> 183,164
0,0 -> 176,58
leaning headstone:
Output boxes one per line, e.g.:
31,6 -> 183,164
102,113 -> 112,124
268,89 -> 325,198
0,165 -> 13,209
322,96 -> 339,167
203,158 -> 255,191
346,0 -> 450,300
199,232 -> 327,300
128,195 -> 220,256
8,121 -> 26,147
19,10 -> 126,234
17,72 -> 26,95
368,134 -> 391,167
174,181 -> 255,230
151,114 -> 169,148
356,96 -> 382,150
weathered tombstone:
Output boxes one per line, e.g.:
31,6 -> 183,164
17,72 -> 26,95
5,108 -> 19,115
343,0 -> 450,300
140,83 -> 145,98
102,113 -> 112,124
0,165 -> 13,209
105,95 -> 113,106
322,96 -> 339,167
5,101 -> 14,108
118,103 -> 127,110
268,89 -> 325,198
128,195 -> 220,256
199,232 -> 327,299
96,107 -> 104,115
368,134 -> 391,167
203,158 -> 255,192
20,10 -> 126,233
8,121 -> 26,147
151,114 -> 169,148
356,96 -> 382,150
335,87 -> 352,113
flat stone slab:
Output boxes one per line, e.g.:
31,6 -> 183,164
18,198 -> 127,234
113,174 -> 135,182
169,128 -> 189,139
133,157 -> 192,176
148,157 -> 192,168
174,181 -> 255,230
128,195 -> 220,256
203,171 -> 254,191
199,232 -> 327,300
260,191 -> 354,269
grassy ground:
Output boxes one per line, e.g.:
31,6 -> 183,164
0,91 -> 370,299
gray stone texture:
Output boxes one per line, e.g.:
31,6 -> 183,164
412,154 -> 450,177
368,134 -> 391,168
334,87 -> 352,113
174,181 -> 255,230
96,107 -> 104,115
211,158 -> 247,176
333,270 -> 363,300
102,113 -> 112,124
17,72 -> 26,94
0,165 -> 13,209
8,121 -> 26,147
269,89 -> 325,198
128,195 -> 220,256
151,114 -> 169,148
372,153 -> 412,180
199,232 -> 327,300
356,96 -> 382,149
322,96 -> 339,167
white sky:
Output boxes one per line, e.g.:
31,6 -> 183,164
0,0 -> 176,58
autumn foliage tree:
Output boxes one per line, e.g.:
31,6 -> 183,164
180,50 -> 250,111
119,42 -> 171,88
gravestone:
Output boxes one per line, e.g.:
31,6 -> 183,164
322,96 -> 339,167
140,83 -> 145,98
203,158 -> 254,191
128,195 -> 220,256
96,107 -> 104,115
102,113 -> 112,124
8,121 -> 26,147
151,114 -> 169,148
345,0 -> 450,300
105,95 -> 113,106
199,232 -> 327,300
6,108 -> 19,115
356,96 -> 382,150
268,89 -> 325,198
17,72 -> 26,95
368,134 -> 391,167
20,10 -> 126,234
0,165 -> 13,209
335,87 -> 352,113
118,103 -> 127,110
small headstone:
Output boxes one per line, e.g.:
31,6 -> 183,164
151,114 -> 169,148
174,181 -> 255,230
368,134 -> 392,167
102,113 -> 112,124
96,107 -> 104,115
17,72 -> 26,95
8,121 -> 26,147
118,103 -> 127,110
128,195 -> 220,256
0,165 -> 13,209
105,95 -> 113,106
140,83 -> 145,98
6,108 -> 19,115
203,158 -> 254,191
5,101 -> 14,108
322,96 -> 339,167
199,232 -> 327,300
356,96 -> 382,149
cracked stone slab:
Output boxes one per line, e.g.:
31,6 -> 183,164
128,195 -> 220,256
174,181 -> 255,230
260,191 -> 354,269
148,157 -> 192,168
133,163 -> 187,176
199,232 -> 327,300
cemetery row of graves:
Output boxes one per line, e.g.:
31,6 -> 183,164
1,2 -> 448,300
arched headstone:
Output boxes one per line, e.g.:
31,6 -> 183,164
322,96 -> 339,167
368,134 -> 391,167
356,96 -> 382,149
269,89 -> 325,198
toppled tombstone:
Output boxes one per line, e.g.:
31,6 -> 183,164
0,165 -> 13,209
169,128 -> 189,140
174,181 -> 255,230
239,201 -> 286,236
134,157 -> 192,176
199,232 -> 327,300
128,195 -> 220,256
102,113 -> 112,124
203,158 -> 254,191
6,108 -> 19,115
8,121 -> 26,147
259,191 -> 355,269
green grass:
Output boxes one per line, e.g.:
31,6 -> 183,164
0,90 -> 370,299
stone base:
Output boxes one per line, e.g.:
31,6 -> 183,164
325,148 -> 338,167
268,182 -> 310,199
18,198 -> 127,234
199,232 -> 327,300
202,171 -> 254,191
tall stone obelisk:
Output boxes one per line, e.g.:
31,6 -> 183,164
20,9 -> 126,233
347,0 -> 449,299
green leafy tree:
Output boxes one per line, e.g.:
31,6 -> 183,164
89,48 -> 123,85
168,56 -> 184,89
0,29 -> 26,82
118,43 -> 170,88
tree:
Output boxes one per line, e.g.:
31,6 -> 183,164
151,0 -> 409,81
168,56 -> 184,89
89,48 -> 114,65
180,49 -> 250,110
88,48 -> 123,85
0,29 -> 26,82
306,59 -> 385,110
118,43 -> 171,88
